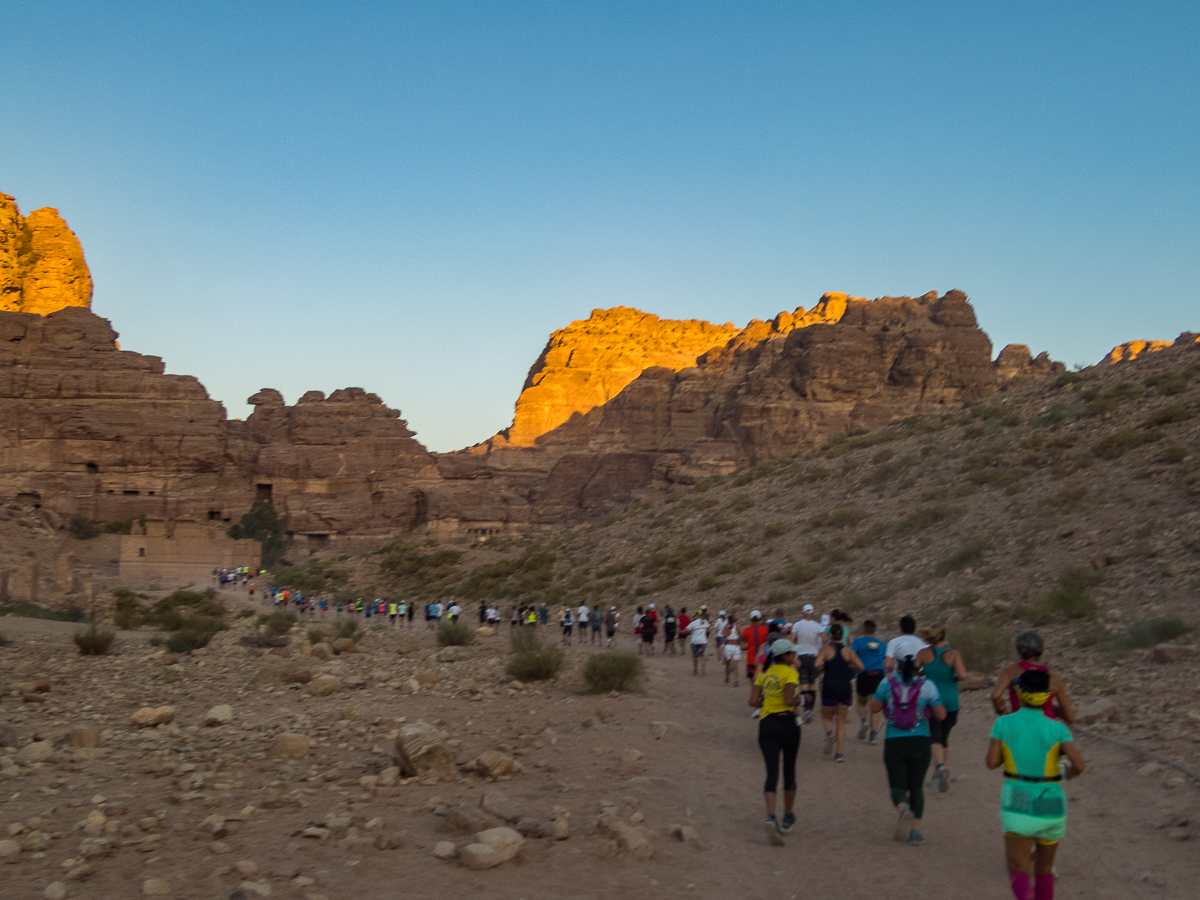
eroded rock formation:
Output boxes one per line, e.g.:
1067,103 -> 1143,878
0,194 -> 92,315
1103,333 -> 1200,365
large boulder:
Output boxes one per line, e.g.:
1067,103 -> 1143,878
393,721 -> 457,780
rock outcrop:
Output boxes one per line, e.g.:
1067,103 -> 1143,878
446,291 -> 1063,521
1103,333 -> 1200,365
0,194 -> 92,315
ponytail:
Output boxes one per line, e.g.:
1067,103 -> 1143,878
901,654 -> 917,683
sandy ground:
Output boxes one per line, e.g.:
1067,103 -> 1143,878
0,607 -> 1197,900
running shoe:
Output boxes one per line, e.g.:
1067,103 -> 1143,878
802,710 -> 814,725
857,720 -> 868,741
765,815 -> 785,846
779,812 -> 796,834
868,730 -> 878,745
930,769 -> 942,792
907,829 -> 924,846
823,731 -> 836,756
834,753 -> 846,764
894,803 -> 913,842
938,766 -> 951,793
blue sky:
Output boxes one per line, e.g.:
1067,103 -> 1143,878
2,2 -> 1196,451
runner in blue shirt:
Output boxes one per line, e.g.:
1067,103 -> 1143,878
851,620 -> 888,744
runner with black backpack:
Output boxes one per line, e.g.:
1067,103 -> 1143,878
869,654 -> 947,846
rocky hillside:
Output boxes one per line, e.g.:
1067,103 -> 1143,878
338,337 -> 1200,771
0,193 -> 92,315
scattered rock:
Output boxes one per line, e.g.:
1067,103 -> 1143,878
15,741 -> 54,766
446,805 -> 501,835
0,722 -> 17,747
307,676 -> 344,697
393,722 -> 457,779
44,882 -> 69,900
1079,699 -> 1119,725
1152,644 -> 1197,664
476,626 -> 494,637
204,704 -> 234,727
461,827 -> 524,869
480,790 -> 521,823
650,721 -> 682,740
958,672 -> 991,691
142,877 -> 171,895
0,838 -> 20,860
437,646 -> 465,663
131,707 -> 175,728
66,728 -> 99,748
515,817 -> 544,838
432,841 -> 457,860
475,749 -> 515,777
618,748 -> 645,775
331,638 -> 357,655
596,813 -> 653,859
270,734 -> 311,758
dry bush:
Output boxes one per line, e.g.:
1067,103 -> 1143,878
507,630 -> 566,681
437,620 -> 475,646
582,651 -> 643,693
73,624 -> 115,656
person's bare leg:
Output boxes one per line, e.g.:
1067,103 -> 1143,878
821,705 -> 835,754
701,653 -> 707,675
1033,842 -> 1058,875
835,704 -> 847,754
764,792 -> 776,817
1005,835 -> 1035,899
932,743 -> 948,766
783,789 -> 796,815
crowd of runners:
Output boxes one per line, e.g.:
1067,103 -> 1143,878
736,604 -> 1083,900
225,568 -> 1083,899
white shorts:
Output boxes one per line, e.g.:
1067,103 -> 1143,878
724,646 -> 742,661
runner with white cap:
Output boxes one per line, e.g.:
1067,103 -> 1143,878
790,604 -> 825,724
750,637 -> 802,844
740,610 -> 771,683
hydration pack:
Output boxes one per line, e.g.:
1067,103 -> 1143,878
888,676 -> 927,731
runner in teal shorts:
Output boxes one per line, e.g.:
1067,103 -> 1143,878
987,669 -> 1086,900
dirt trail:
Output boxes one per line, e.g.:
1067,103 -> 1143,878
1,614 -> 1196,900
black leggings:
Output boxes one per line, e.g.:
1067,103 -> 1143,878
884,736 -> 932,818
758,714 -> 801,793
929,709 -> 959,747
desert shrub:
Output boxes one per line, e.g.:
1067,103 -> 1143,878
437,620 -> 476,646
461,547 -> 556,600
111,588 -> 146,629
0,602 -> 83,622
236,608 -> 255,619
1144,369 -> 1189,396
1055,372 -> 1082,387
714,555 -> 756,576
582,651 -> 643,693
273,559 -> 350,594
377,539 -> 462,593
1163,446 -> 1188,464
641,543 -> 703,578
506,631 -> 566,681
729,495 -> 755,512
766,590 -> 790,605
1047,481 -> 1090,513
0,631 -> 8,647
69,516 -> 100,540
102,519 -> 134,534
334,619 -> 359,640
1144,405 -> 1194,428
976,405 -> 1020,426
257,610 -> 297,635
777,561 -> 819,585
1075,621 -> 1112,648
1092,428 -> 1163,459
307,628 -> 327,644
763,521 -> 792,539
947,621 -> 1008,672
810,505 -> 868,529
696,575 -> 721,592
791,465 -> 830,485
935,537 -> 990,575
1020,566 -> 1103,625
166,614 -> 226,653
143,590 -> 225,630
1116,617 -> 1193,651
239,632 -> 289,648
894,503 -> 960,535
73,624 -> 115,656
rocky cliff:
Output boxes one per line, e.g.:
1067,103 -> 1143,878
0,194 -> 92,315
1103,333 -> 1200,365
445,291 -> 1062,521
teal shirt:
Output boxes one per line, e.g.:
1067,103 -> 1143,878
923,647 -> 960,712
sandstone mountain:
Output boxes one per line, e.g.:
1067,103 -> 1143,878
1104,332 -> 1200,365
0,193 -> 92,315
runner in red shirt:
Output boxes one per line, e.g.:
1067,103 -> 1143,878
740,610 -> 771,683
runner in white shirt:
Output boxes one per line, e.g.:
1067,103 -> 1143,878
790,605 -> 825,723
713,612 -> 729,650
687,615 -> 710,677
578,604 -> 591,636
885,614 -> 928,672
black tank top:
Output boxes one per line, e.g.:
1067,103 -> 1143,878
823,643 -> 852,695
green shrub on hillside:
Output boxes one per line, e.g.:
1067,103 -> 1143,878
1092,427 -> 1163,459
582,651 -> 643,693
1144,405 -> 1194,428
73,624 -> 115,656
947,621 -> 1008,672
506,629 -> 565,681
257,610 -> 297,635
437,620 -> 475,646
1116,617 -> 1192,652
1019,566 -> 1103,625
227,499 -> 287,567
777,562 -> 819,585
935,537 -> 990,575
810,505 -> 868,529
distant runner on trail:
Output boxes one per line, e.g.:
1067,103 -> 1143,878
749,638 -> 801,846
815,623 -> 864,763
987,669 -> 1086,900
605,606 -> 620,646
851,620 -> 887,744
918,626 -> 968,792
789,604 -> 824,723
885,615 -> 927,674
722,614 -> 740,685
993,631 -> 1076,723
740,611 -> 770,683
591,604 -> 602,645
870,654 -> 946,846
662,607 -> 678,655
686,612 -> 710,676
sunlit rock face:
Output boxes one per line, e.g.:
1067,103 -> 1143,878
0,194 -> 93,315
1104,335 -> 1200,365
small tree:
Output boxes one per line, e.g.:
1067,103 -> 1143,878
228,500 -> 287,567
